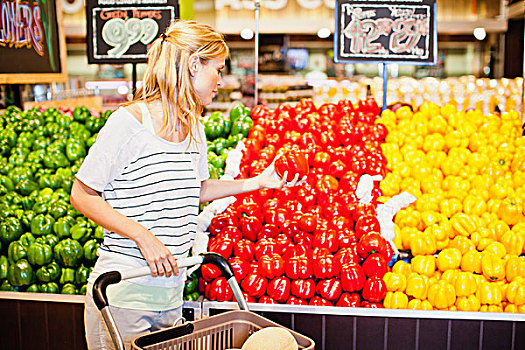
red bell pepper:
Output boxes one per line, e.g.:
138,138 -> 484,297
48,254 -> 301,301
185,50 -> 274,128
360,301 -> 385,308
362,276 -> 387,303
312,247 -> 331,260
234,239 -> 255,262
239,214 -> 262,242
218,226 -> 242,242
335,247 -> 359,267
285,255 -> 313,280
362,253 -> 390,278
340,263 -> 366,292
316,278 -> 342,301
282,200 -> 303,214
209,236 -> 234,259
329,216 -> 352,231
200,264 -> 221,282
228,256 -> 250,283
209,213 -> 238,236
241,274 -> 268,298
357,233 -> 393,262
275,234 -> 292,252
313,229 -> 339,253
281,219 -> 301,238
292,231 -> 313,249
259,253 -> 285,280
205,277 -> 233,302
264,207 -> 288,228
242,292 -> 257,303
313,254 -> 340,280
267,276 -> 291,303
287,296 -> 308,305
336,292 -> 361,307
275,149 -> 309,182
282,244 -> 310,260
291,278 -> 315,300
254,238 -> 279,261
309,296 -> 332,306
354,215 -> 381,238
259,295 -> 278,304
237,201 -> 261,218
337,229 -> 358,248
248,261 -> 260,275
344,201 -> 375,224
298,213 -> 317,233
259,223 -> 281,240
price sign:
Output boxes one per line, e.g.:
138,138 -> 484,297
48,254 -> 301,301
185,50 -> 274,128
86,0 -> 179,64
334,0 -> 437,65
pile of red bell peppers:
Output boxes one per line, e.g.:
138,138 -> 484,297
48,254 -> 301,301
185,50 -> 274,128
200,98 -> 394,308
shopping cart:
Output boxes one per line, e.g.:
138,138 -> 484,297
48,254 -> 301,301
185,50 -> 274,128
93,252 -> 315,350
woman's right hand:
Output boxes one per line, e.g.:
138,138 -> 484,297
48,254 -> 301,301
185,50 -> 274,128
135,230 -> 179,277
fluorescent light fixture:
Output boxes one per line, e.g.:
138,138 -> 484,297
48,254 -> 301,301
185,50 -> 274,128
317,28 -> 331,39
240,28 -> 254,40
473,27 -> 486,41
117,85 -> 129,95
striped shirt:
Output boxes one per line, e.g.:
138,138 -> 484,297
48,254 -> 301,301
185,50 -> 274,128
76,106 -> 209,290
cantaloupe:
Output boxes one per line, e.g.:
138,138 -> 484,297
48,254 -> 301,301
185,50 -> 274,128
241,327 -> 298,350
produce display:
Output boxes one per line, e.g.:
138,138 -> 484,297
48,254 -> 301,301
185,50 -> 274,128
200,98 -> 392,307
0,106 -> 109,294
379,102 -> 525,312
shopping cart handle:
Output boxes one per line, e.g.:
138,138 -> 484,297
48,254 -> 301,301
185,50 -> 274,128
202,252 -> 235,280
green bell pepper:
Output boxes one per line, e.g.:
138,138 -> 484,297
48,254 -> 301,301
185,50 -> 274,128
79,284 -> 87,295
32,137 -> 50,151
0,255 -> 8,279
0,280 -> 16,291
59,267 -> 76,285
35,234 -> 58,249
93,225 -> 104,240
54,238 -> 83,267
8,166 -> 33,186
230,116 -> 253,138
21,196 -> 35,211
212,138 -> 228,155
48,200 -> 68,219
38,174 -> 62,190
73,106 -> 90,123
0,174 -> 14,191
39,282 -> 59,293
30,214 -> 55,235
8,240 -> 27,262
19,232 -> 36,248
65,139 -> 86,162
204,113 -> 226,141
83,239 -> 100,263
61,283 -> 77,295
184,275 -> 198,294
7,259 -> 34,286
75,265 -> 92,285
53,216 -> 74,239
15,178 -> 39,196
43,150 -> 70,169
21,210 -> 35,229
16,132 -> 35,149
71,222 -> 91,244
36,262 -> 61,282
229,103 -> 249,123
27,242 -> 53,266
86,134 -> 98,148
184,292 -> 200,301
26,284 -> 40,293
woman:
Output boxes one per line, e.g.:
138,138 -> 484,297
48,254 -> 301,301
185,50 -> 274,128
71,20 -> 300,349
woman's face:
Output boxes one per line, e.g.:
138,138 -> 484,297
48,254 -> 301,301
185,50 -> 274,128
191,55 -> 225,106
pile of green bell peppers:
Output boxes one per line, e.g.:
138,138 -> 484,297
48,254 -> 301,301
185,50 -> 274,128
0,106 -> 110,294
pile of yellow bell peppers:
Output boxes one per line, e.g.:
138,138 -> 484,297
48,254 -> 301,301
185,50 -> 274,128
378,102 -> 525,313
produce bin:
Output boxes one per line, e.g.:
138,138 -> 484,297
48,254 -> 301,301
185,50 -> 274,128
201,301 -> 525,350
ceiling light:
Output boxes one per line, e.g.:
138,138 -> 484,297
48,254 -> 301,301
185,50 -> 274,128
317,28 -> 331,39
473,27 -> 486,41
240,28 -> 254,40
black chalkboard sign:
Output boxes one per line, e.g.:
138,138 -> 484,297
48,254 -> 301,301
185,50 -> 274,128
0,0 -> 67,84
86,0 -> 179,64
334,0 -> 437,65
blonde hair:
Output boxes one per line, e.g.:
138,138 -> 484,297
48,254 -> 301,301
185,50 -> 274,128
132,20 -> 229,143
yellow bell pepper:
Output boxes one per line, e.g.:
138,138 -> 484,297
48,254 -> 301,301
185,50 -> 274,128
461,250 -> 483,274
415,193 -> 440,212
463,195 -> 487,217
428,281 -> 456,309
383,291 -> 409,309
407,298 -> 433,310
400,227 -> 420,250
424,224 -> 449,251
406,274 -> 429,300
504,303 -> 520,313
451,213 -> 477,237
409,232 -> 437,256
501,231 -> 524,256
487,199 -> 502,215
456,295 -> 481,312
490,220 -> 510,241
392,260 -> 412,278
411,255 -> 436,277
440,198 -> 463,218
420,211 -> 445,228
497,198 -> 523,226
471,229 -> 494,251
454,272 -> 479,297
482,241 -> 507,259
477,281 -> 503,305
449,236 -> 475,255
436,248 -> 462,271
506,280 -> 525,305
440,269 -> 459,285
505,256 -> 525,282
480,304 -> 504,313
394,208 -> 421,229
481,253 -> 506,281
512,170 -> 525,188
383,272 -> 407,292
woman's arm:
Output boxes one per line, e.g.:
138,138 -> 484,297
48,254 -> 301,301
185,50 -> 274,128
70,179 -> 178,277
200,164 -> 301,203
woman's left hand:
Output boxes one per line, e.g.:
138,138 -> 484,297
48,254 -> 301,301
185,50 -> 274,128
257,161 -> 306,189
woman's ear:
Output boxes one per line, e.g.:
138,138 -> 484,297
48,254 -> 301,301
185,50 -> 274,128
188,54 -> 200,77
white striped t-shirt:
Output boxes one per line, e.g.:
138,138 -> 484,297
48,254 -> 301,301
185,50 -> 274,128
76,106 -> 209,289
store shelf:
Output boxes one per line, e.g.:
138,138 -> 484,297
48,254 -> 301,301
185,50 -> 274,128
0,291 -> 85,304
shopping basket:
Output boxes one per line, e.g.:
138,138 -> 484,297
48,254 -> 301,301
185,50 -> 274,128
93,252 -> 315,350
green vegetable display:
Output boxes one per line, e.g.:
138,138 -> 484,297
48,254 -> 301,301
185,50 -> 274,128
0,106 -> 111,294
